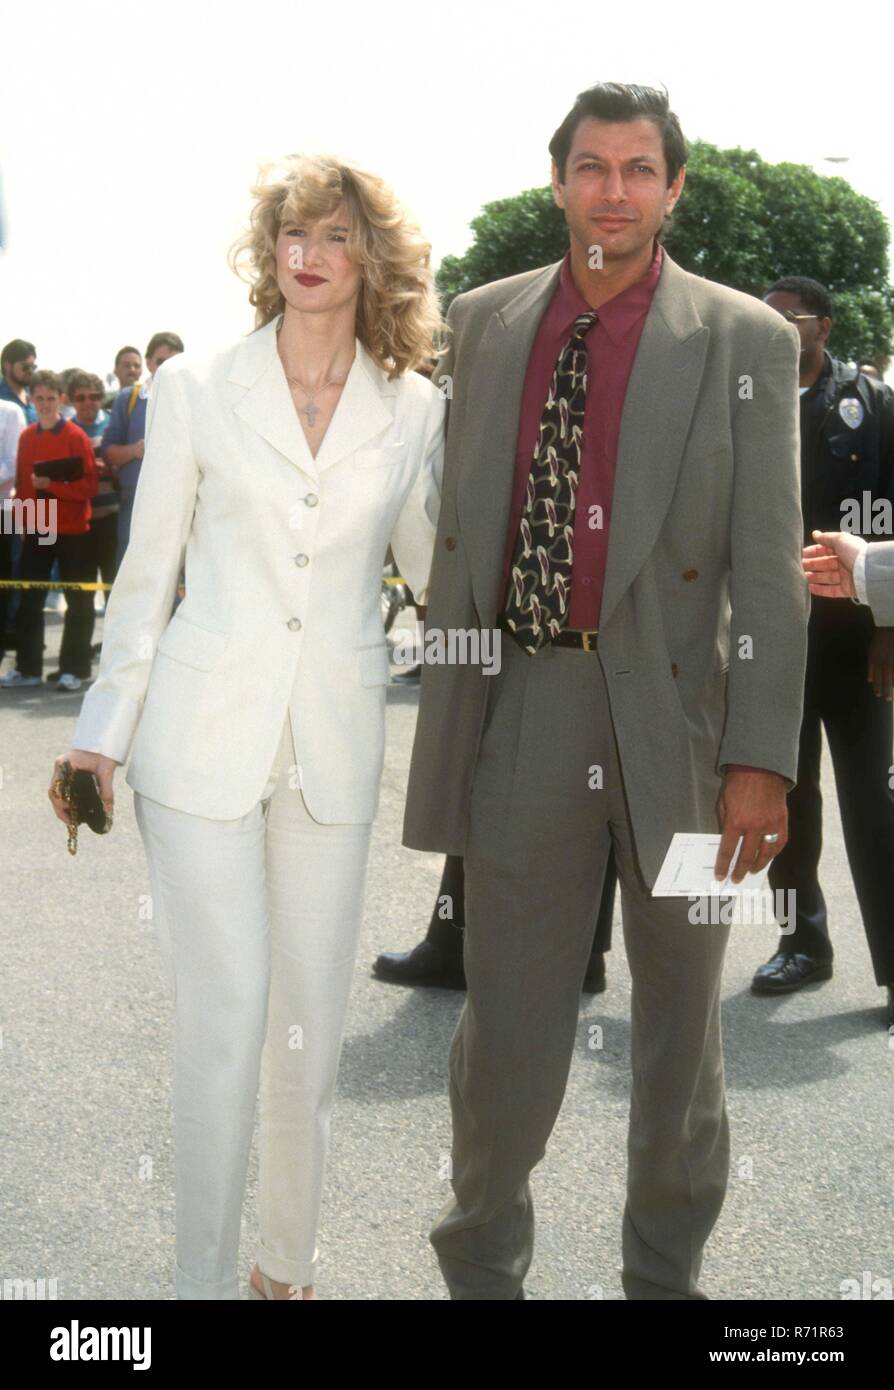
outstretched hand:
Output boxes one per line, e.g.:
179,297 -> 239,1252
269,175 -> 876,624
801,529 -> 866,600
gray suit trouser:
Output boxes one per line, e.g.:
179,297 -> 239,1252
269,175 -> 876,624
429,634 -> 731,1299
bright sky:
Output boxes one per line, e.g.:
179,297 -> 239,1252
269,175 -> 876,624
1,0 -> 891,380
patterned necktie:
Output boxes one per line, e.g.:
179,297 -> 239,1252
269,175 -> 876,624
502,310 -> 599,653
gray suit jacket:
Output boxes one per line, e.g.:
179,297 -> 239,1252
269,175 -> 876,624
864,542 -> 894,625
401,249 -> 809,889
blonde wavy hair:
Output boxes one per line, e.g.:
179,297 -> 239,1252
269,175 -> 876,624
228,153 -> 444,379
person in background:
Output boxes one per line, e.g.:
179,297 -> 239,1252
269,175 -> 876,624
0,399 -> 24,669
102,332 -> 183,565
0,342 -> 37,638
103,344 -> 143,410
41,371 -> 115,680
0,370 -> 98,691
46,369 -> 86,614
805,530 -> 894,630
0,339 -> 37,424
753,276 -> 894,1028
58,368 -> 81,420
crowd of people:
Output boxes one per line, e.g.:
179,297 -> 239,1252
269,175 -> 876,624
0,333 -> 183,691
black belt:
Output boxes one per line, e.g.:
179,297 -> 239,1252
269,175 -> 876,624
497,613 -> 599,651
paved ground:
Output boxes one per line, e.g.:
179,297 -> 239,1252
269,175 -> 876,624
1,606 -> 891,1300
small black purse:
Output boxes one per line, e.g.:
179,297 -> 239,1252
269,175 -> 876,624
53,761 -> 113,855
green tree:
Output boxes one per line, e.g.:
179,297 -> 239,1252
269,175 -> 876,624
435,141 -> 894,364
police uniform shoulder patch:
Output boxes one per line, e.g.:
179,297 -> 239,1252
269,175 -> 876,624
839,396 -> 864,429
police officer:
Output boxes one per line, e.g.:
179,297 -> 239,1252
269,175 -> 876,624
753,276 -> 894,1029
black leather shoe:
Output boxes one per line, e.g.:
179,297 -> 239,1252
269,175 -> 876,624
751,950 -> 833,995
582,951 -> 607,994
373,938 -> 466,989
374,939 -> 606,997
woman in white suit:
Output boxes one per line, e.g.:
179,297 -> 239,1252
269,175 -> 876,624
48,154 -> 445,1300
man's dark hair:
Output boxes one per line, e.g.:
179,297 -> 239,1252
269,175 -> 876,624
549,83 -> 688,184
765,276 -> 833,320
1,338 -> 36,373
146,331 -> 184,360
114,345 -> 142,367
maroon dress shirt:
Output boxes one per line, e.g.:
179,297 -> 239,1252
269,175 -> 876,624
500,241 -> 663,631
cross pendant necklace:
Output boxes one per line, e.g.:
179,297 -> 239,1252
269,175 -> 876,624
276,321 -> 351,428
284,369 -> 348,428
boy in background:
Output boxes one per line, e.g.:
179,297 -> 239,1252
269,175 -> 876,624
0,370 -> 98,691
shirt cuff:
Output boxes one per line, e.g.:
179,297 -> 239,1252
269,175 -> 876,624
721,765 -> 776,775
853,546 -> 868,605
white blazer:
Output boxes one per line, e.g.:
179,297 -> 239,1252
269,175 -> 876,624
71,315 -> 445,822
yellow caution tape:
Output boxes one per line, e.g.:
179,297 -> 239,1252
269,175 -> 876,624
0,580 -> 113,590
1,576 -> 407,590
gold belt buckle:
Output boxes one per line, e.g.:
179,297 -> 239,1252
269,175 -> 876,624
581,630 -> 596,652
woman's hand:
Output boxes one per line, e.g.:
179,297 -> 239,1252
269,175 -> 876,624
48,749 -> 120,825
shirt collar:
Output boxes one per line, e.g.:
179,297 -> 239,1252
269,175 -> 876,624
551,239 -> 664,345
802,351 -> 834,407
36,418 -> 66,435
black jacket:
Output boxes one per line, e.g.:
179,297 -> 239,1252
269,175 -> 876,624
801,352 -> 894,542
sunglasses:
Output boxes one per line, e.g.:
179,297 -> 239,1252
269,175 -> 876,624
73,392 -> 104,403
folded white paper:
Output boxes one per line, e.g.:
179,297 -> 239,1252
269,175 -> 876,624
651,832 -> 772,898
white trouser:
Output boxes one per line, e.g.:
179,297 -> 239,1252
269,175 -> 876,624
133,709 -> 373,1299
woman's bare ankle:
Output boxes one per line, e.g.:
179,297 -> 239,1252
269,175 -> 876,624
252,1262 -> 316,1300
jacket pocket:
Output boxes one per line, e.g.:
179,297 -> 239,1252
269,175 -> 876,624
354,442 -> 409,469
156,614 -> 228,670
357,642 -> 391,685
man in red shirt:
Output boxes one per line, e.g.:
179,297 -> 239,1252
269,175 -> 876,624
1,370 -> 98,690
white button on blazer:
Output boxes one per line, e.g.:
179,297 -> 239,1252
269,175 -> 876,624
71,315 -> 445,822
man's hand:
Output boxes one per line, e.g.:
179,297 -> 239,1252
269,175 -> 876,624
802,529 -> 866,599
868,629 -> 894,701
715,768 -> 788,883
31,471 -> 50,491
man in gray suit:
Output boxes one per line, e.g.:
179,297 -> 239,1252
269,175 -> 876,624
402,82 -> 808,1299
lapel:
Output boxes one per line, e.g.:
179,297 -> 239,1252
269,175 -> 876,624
457,262 -> 563,625
228,316 -> 396,485
457,251 -> 709,629
598,253 -> 709,628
